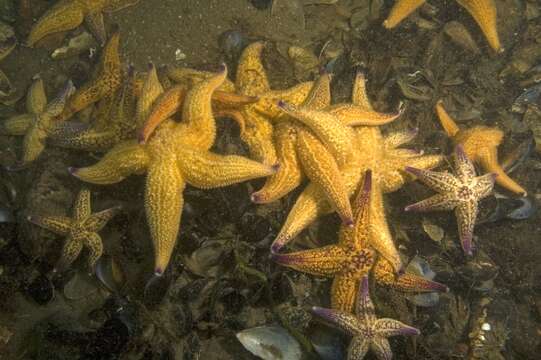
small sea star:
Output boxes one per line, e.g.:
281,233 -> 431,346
405,145 -> 495,255
311,276 -> 420,360
27,188 -> 120,271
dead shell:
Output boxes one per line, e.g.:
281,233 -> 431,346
237,325 -> 302,360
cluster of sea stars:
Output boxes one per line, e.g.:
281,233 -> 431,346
0,0 -> 524,357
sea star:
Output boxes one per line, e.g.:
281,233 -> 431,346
69,65 -> 275,275
435,100 -> 526,195
49,66 -> 137,151
26,0 -> 140,47
272,72 -> 444,274
55,29 -> 123,122
272,171 -> 448,312
405,145 -> 495,255
383,0 -> 502,52
311,276 -> 420,360
27,188 -> 121,271
0,76 -> 75,167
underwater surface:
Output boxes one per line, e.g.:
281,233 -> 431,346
0,0 -> 540,359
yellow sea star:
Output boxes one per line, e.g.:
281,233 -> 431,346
26,0 -> 140,47
436,100 -> 526,195
0,76 -> 75,167
272,72 -> 444,274
272,171 -> 448,312
27,188 -> 120,271
55,29 -> 123,122
383,0 -> 502,52
69,65 -> 275,274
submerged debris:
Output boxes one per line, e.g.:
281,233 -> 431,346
236,325 -> 302,360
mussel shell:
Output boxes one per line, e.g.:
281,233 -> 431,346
143,273 -> 171,307
237,325 -> 302,360
95,255 -> 125,294
478,193 -> 537,224
26,274 -> 55,305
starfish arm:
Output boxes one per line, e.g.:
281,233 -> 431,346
26,76 -> 47,115
181,65 -> 227,149
405,167 -> 459,193
26,0 -> 85,47
405,193 -> 460,212
347,336 -> 370,360
329,103 -> 402,126
271,245 -> 349,276
56,234 -> 84,271
331,275 -> 360,313
350,171 -> 372,248
435,100 -> 460,137
351,71 -> 373,110
455,0 -> 502,52
406,154 -> 445,173
383,0 -> 427,29
84,11 -> 106,45
368,187 -> 403,273
74,188 -> 91,221
375,319 -> 420,337
356,276 -> 377,324
311,306 -> 361,336
138,85 -> 186,144
1,114 -> 32,135
251,123 -> 303,203
60,30 -> 121,120
454,144 -> 477,180
85,206 -> 121,232
473,173 -> 496,199
370,338 -> 393,360
253,82 -> 314,119
21,127 -> 46,164
27,215 -> 73,235
135,63 -> 164,131
81,231 -> 103,270
235,42 -> 270,96
145,160 -> 186,275
166,67 -> 236,92
374,258 -> 449,293
303,73 -> 331,110
238,110 -> 278,165
383,128 -> 419,149
297,129 -> 353,225
455,199 -> 478,255
177,149 -> 275,189
278,102 -> 353,164
49,125 -> 120,151
271,183 -> 333,252
478,146 -> 526,195
71,140 -> 149,185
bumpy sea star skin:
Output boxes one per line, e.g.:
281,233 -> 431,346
138,84 -> 258,144
271,72 -> 444,274
26,0 -> 140,47
435,100 -> 526,196
27,188 -> 121,271
69,65 -> 275,275
383,0 -> 502,52
405,145 -> 496,255
272,171 -> 448,311
272,171 -> 375,312
0,76 -> 75,167
311,276 -> 420,360
56,29 -> 123,122
50,66 -> 137,151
